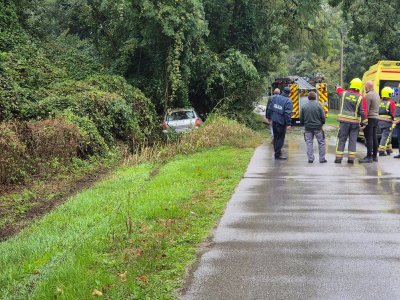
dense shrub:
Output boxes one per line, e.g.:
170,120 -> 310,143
43,34 -> 105,81
60,111 -> 109,157
0,123 -> 28,184
0,119 -> 85,184
34,75 -> 159,150
0,42 -> 66,121
24,118 -> 83,163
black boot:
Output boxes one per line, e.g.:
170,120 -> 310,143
359,156 -> 373,163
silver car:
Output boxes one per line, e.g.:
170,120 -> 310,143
162,108 -> 202,133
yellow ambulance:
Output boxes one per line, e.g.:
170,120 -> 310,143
361,60 -> 400,143
362,60 -> 400,100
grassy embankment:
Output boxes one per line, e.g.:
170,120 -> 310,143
0,117 -> 262,299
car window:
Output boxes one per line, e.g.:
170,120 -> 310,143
166,111 -> 195,121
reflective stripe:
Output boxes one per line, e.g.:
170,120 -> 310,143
379,101 -> 392,122
378,115 -> 393,121
338,92 -> 362,123
337,116 -> 360,123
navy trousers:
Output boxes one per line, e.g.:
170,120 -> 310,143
272,122 -> 287,158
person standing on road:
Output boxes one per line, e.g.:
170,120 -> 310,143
300,91 -> 327,163
359,81 -> 380,163
378,87 -> 396,156
335,78 -> 368,164
266,88 -> 281,144
266,86 -> 293,160
394,84 -> 400,158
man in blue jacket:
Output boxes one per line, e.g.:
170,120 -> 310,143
266,86 -> 293,159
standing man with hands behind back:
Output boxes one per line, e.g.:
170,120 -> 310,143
359,81 -> 380,163
266,86 -> 293,160
300,91 -> 327,164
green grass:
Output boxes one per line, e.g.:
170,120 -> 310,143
325,112 -> 338,127
0,153 -> 120,233
0,146 -> 254,299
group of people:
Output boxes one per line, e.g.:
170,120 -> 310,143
265,78 -> 400,163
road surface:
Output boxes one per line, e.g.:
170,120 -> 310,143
181,135 -> 400,300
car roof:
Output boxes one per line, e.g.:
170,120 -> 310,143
166,108 -> 194,113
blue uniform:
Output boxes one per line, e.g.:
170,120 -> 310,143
266,94 -> 293,126
266,93 -> 293,158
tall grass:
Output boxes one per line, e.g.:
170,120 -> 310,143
125,115 -> 262,166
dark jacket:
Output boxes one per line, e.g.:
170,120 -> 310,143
336,88 -> 368,124
300,100 -> 325,131
266,94 -> 293,126
394,101 -> 400,124
265,95 -> 278,118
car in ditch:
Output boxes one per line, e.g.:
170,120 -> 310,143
162,108 -> 202,133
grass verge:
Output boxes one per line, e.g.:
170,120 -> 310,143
325,112 -> 338,127
0,145 -> 257,299
0,153 -> 120,239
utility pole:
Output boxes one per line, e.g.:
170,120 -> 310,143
340,29 -> 344,87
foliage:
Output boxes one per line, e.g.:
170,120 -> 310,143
190,49 -> 262,120
323,0 -> 390,84
32,75 -> 158,149
60,111 -> 110,157
0,123 -> 28,184
0,119 -> 84,184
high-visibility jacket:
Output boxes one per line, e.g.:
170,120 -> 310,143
336,88 -> 367,124
378,99 -> 395,123
394,101 -> 400,124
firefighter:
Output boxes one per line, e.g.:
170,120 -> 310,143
335,78 -> 368,164
378,87 -> 396,156
394,98 -> 400,158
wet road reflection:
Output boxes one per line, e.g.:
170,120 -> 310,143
181,136 -> 400,300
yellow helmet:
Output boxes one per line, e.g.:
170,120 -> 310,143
381,86 -> 393,98
349,78 -> 362,91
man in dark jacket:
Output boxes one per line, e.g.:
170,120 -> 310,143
265,88 -> 281,144
300,91 -> 327,163
266,86 -> 293,159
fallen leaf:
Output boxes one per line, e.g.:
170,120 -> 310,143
92,289 -> 103,297
118,271 -> 128,282
137,275 -> 148,285
32,269 -> 40,275
136,249 -> 143,256
56,287 -> 64,295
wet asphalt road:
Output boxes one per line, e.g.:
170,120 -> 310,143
181,135 -> 400,300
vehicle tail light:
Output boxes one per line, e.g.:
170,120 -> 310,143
195,118 -> 202,126
162,121 -> 167,129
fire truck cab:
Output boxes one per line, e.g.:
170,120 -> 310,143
271,75 -> 329,125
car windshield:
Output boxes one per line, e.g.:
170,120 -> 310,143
166,111 -> 195,121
